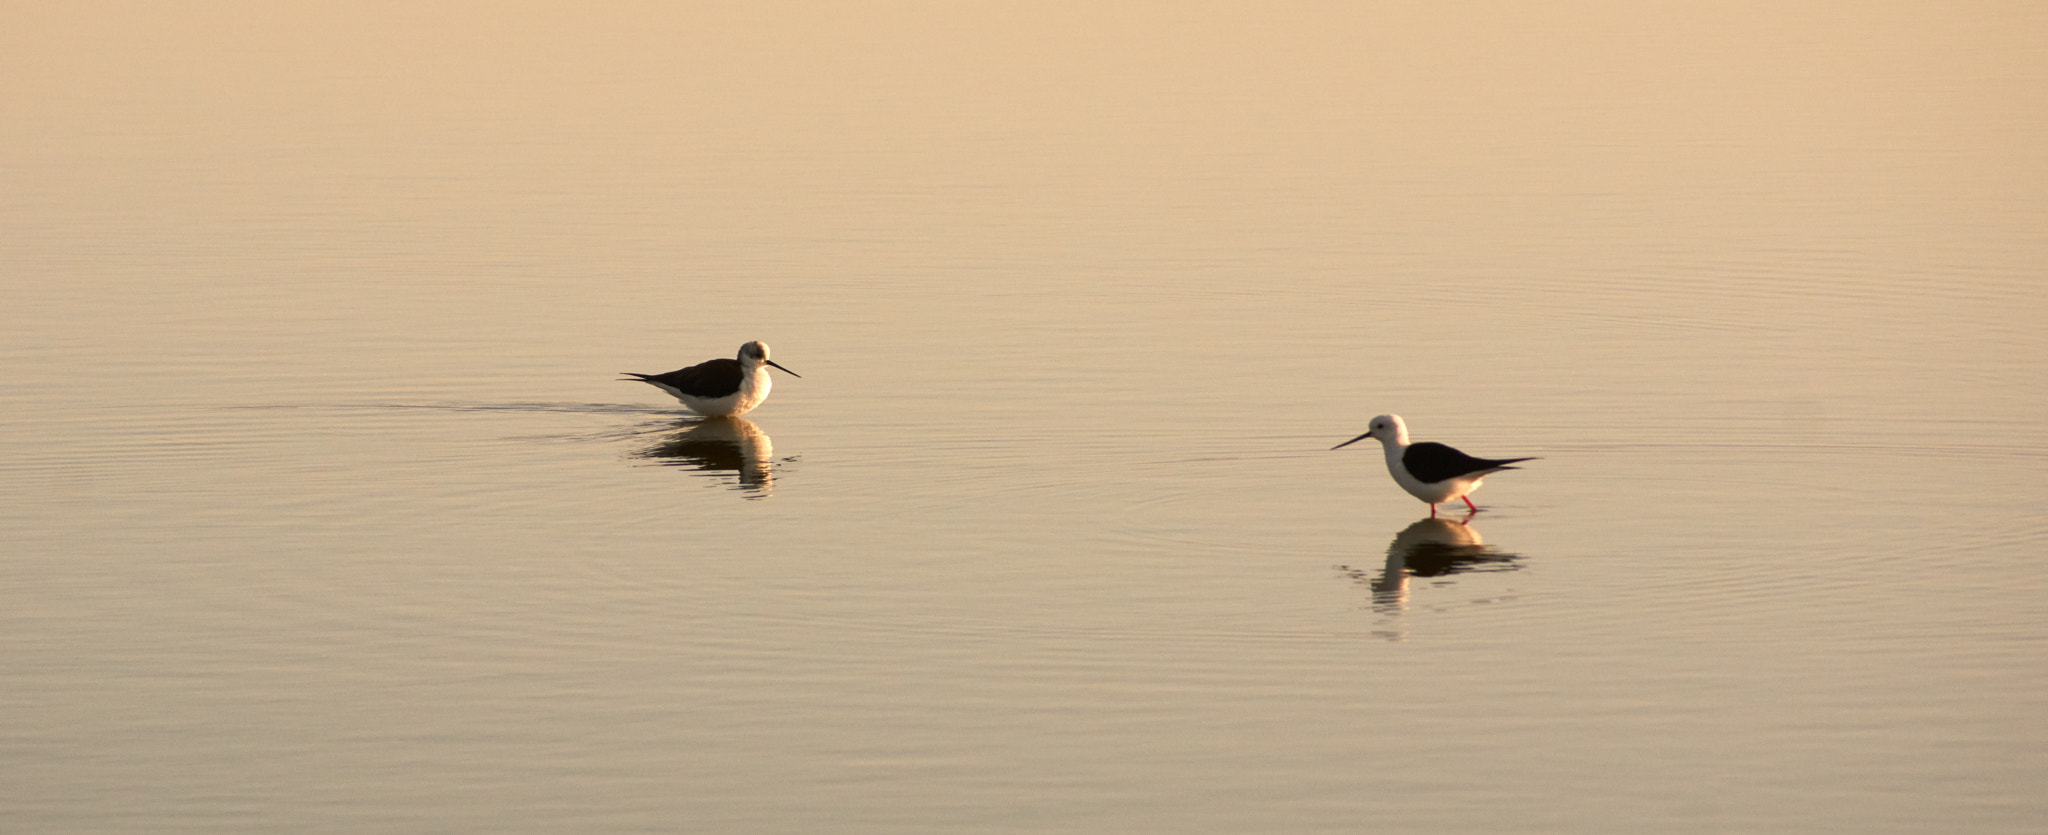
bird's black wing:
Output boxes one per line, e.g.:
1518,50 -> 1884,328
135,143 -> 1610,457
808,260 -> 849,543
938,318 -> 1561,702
624,357 -> 744,398
1402,442 -> 1537,484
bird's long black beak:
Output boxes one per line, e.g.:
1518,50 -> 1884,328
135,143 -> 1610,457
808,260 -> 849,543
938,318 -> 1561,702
1331,431 -> 1373,451
767,360 -> 800,378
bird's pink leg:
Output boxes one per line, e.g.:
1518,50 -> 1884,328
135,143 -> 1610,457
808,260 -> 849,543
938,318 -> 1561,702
1461,495 -> 1479,512
1429,503 -> 1438,518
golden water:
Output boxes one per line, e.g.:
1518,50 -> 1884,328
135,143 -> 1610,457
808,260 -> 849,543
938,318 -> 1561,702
3,3 -> 2044,832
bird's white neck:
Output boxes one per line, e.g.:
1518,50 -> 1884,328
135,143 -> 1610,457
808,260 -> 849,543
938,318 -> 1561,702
1379,425 -> 1411,449
1377,434 -> 1408,464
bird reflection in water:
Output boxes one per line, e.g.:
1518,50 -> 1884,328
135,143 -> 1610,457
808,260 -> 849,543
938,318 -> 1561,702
634,416 -> 779,496
1338,516 -> 1521,613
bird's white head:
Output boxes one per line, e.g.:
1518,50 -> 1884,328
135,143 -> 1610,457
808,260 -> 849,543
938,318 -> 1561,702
1331,414 -> 1409,450
737,341 -> 800,377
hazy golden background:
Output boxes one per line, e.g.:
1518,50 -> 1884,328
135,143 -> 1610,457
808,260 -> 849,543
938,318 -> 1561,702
3,3 -> 2044,833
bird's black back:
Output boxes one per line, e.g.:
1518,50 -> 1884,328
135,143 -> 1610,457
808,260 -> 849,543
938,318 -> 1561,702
627,357 -> 744,398
1402,442 -> 1537,484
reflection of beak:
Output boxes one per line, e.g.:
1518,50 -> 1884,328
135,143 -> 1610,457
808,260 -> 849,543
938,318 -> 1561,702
767,360 -> 800,378
1331,431 -> 1373,450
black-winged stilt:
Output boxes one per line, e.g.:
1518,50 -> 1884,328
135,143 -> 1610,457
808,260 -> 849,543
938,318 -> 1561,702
1332,414 -> 1535,517
622,341 -> 799,417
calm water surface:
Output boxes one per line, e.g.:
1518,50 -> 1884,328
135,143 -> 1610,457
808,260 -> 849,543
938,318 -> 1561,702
4,3 -> 2045,833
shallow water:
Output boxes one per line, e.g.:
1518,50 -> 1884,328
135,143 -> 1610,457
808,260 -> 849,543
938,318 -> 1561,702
4,3 -> 2045,832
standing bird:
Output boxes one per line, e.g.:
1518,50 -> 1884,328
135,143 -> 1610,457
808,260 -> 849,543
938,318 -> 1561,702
1332,414 -> 1536,517
622,341 -> 799,417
